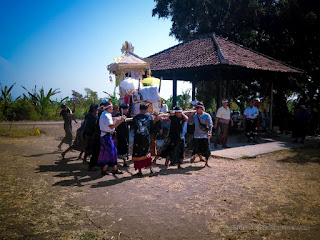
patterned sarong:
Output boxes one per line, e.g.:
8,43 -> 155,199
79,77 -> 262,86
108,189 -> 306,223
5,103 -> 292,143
98,134 -> 118,167
132,135 -> 152,170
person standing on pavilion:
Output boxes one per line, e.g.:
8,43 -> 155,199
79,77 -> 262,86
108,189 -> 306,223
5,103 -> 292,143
243,100 -> 259,143
214,99 -> 233,148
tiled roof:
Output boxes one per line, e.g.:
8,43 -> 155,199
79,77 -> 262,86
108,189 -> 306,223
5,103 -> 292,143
148,36 -> 220,70
148,33 -> 301,73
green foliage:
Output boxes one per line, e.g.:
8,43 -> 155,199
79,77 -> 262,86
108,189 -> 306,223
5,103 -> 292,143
103,87 -> 120,106
165,89 -> 192,110
153,0 -> 320,115
177,89 -> 191,109
22,86 -> 61,117
84,88 -> 98,104
0,82 -> 20,120
0,84 -> 123,121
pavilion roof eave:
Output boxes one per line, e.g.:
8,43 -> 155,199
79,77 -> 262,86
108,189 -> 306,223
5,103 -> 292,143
151,64 -> 303,82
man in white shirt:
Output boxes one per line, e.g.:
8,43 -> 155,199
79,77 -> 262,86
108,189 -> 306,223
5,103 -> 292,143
243,100 -> 259,143
214,99 -> 233,148
98,101 -> 126,175
159,100 -> 169,113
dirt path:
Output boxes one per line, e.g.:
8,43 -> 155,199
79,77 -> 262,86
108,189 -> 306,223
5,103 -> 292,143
0,123 -> 319,240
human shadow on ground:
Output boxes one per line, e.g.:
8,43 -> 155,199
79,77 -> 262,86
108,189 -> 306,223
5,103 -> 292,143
277,145 -> 320,165
24,150 -> 62,158
35,156 -> 102,187
90,164 -> 204,188
35,154 -> 205,188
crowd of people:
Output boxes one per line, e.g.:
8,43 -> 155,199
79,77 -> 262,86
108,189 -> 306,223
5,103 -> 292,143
58,98 -> 312,177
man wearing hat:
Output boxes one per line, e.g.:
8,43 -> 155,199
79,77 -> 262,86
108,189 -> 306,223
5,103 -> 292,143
132,104 -> 155,176
115,103 -> 131,167
191,102 -> 213,167
214,99 -> 233,148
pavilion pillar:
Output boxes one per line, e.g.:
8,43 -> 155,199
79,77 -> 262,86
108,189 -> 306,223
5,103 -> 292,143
217,78 -> 223,108
226,80 -> 231,100
192,81 -> 196,101
269,81 -> 274,131
222,79 -> 227,99
173,78 -> 177,107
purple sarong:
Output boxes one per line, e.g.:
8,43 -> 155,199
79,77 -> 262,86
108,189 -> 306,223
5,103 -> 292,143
98,134 -> 118,167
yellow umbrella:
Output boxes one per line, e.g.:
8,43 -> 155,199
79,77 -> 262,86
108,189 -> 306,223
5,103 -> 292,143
141,76 -> 160,86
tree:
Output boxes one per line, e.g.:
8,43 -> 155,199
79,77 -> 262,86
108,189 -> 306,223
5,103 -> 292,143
84,88 -> 98,104
153,0 -> 320,119
177,89 -> 191,109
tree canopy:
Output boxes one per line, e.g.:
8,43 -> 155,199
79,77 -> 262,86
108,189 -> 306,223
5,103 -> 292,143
152,0 -> 320,114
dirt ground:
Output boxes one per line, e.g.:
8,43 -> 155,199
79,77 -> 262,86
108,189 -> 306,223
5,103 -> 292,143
0,122 -> 319,240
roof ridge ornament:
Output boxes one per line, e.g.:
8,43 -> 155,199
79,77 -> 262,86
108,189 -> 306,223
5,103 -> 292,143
121,41 -> 134,54
212,33 -> 229,65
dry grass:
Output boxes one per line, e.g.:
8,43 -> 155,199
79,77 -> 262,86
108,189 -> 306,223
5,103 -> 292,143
0,131 -> 319,239
0,125 -> 40,137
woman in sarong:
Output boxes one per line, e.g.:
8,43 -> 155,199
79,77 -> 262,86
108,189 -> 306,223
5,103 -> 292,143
156,106 -> 188,169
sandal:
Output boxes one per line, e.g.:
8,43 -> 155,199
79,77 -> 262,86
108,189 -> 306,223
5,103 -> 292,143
101,170 -> 109,176
134,172 -> 143,177
113,170 -> 123,175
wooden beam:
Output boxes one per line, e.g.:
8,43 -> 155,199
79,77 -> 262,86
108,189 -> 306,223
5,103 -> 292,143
173,78 -> 177,107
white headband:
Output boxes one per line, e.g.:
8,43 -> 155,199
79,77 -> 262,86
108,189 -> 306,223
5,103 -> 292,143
103,104 -> 113,110
196,105 -> 205,109
175,110 -> 183,113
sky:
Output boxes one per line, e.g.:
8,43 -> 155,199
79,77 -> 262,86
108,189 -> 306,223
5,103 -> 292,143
0,0 -> 192,101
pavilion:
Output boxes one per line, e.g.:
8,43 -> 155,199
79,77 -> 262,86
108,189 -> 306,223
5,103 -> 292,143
145,33 -> 302,129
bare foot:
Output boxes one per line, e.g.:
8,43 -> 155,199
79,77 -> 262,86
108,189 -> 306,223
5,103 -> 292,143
165,159 -> 169,168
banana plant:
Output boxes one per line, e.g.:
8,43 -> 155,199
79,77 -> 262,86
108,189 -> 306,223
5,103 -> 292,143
0,82 -> 20,120
22,85 -> 61,116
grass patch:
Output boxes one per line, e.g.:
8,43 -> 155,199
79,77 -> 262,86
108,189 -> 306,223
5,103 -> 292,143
241,154 -> 251,159
78,231 -> 100,240
0,125 -> 41,137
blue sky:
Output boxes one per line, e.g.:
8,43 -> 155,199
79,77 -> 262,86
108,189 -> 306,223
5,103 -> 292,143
0,0 -> 191,100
